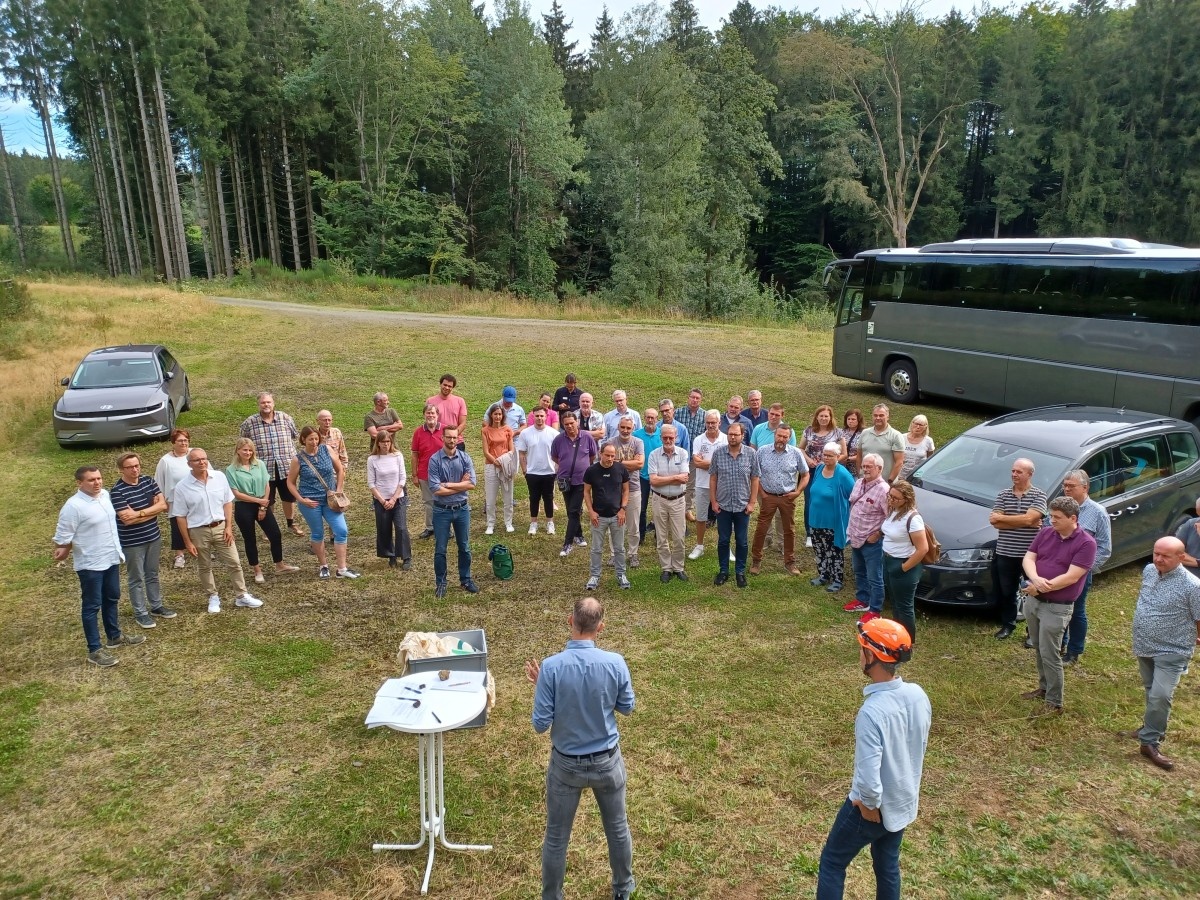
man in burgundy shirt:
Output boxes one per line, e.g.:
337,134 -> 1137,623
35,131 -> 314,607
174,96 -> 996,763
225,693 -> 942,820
1020,497 -> 1097,716
410,404 -> 445,538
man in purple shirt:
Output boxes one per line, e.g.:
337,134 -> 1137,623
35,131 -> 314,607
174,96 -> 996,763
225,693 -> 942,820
1020,497 -> 1097,716
551,412 -> 598,558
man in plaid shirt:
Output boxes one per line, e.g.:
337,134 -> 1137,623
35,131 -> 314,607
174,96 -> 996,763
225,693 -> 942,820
239,392 -> 301,534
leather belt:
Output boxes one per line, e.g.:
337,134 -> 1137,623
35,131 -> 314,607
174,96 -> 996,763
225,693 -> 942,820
555,745 -> 618,761
651,490 -> 684,500
206,520 -> 224,528
435,502 -> 467,511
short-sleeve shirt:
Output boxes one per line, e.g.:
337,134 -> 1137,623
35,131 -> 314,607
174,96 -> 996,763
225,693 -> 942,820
428,393 -> 468,432
364,407 -> 400,435
551,431 -> 599,485
756,444 -> 807,495
410,425 -> 445,480
646,445 -> 689,497
603,408 -> 642,442
109,475 -> 163,546
239,411 -> 298,479
1027,525 -> 1098,602
225,460 -> 269,501
898,435 -> 935,481
751,422 -> 796,450
859,426 -> 905,471
719,413 -> 754,436
710,445 -> 761,511
1132,563 -> 1200,657
1174,516 -> 1200,577
552,386 -> 582,414
516,425 -> 558,475
634,427 -> 662,480
484,401 -> 525,431
692,430 -> 727,489
171,471 -> 235,528
992,486 -> 1049,558
603,436 -> 645,487
882,511 -> 924,559
584,461 -> 629,517
427,448 -> 476,504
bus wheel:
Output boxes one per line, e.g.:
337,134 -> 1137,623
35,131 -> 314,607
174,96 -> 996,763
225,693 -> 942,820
884,360 -> 919,404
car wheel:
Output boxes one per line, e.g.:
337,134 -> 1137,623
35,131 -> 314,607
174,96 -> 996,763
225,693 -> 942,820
165,403 -> 176,438
1015,589 -> 1026,622
883,359 -> 919,404
181,379 -> 191,412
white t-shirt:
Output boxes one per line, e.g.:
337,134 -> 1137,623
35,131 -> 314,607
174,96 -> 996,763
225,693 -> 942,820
899,435 -> 935,481
516,425 -> 558,475
882,511 -> 924,559
692,431 -> 728,489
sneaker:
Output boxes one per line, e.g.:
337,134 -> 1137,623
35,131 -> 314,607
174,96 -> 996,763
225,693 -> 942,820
629,554 -> 640,569
505,523 -> 515,533
134,613 -> 157,629
173,555 -> 186,569
688,545 -> 705,560
826,581 -> 843,593
106,632 -> 146,648
435,583 -> 447,598
419,528 -> 435,539
574,537 -> 587,546
617,576 -> 632,589
87,648 -> 119,667
485,525 -> 494,535
586,576 -> 600,590
150,606 -> 177,619
559,544 -> 574,557
843,600 -> 868,613
254,571 -> 265,584
235,593 -> 264,608
461,579 -> 480,594
529,522 -> 538,534
208,594 -> 221,613
319,566 -> 330,579
335,568 -> 361,579
275,564 -> 300,574
805,536 -> 813,548
547,521 -> 556,535
858,611 -> 880,624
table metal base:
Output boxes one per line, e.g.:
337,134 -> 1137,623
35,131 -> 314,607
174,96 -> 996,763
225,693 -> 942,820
372,730 -> 492,894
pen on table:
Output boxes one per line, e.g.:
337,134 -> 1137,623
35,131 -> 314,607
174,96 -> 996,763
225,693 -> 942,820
446,681 -> 471,687
431,711 -> 442,723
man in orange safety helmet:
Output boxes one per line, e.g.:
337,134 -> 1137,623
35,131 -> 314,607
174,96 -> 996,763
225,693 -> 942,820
816,619 -> 932,900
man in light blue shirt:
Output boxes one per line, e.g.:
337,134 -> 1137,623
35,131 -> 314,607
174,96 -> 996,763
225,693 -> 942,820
52,465 -> 144,667
525,597 -> 635,900
817,618 -> 931,900
1059,469 -> 1113,663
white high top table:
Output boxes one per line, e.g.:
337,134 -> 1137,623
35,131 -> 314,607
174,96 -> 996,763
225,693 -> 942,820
367,672 -> 492,894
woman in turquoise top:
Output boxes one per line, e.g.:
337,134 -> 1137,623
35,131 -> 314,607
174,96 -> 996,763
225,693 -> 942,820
227,438 -> 300,583
287,426 -> 358,579
807,441 -> 855,592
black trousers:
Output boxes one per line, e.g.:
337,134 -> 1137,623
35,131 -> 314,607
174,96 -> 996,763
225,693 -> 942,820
992,553 -> 1025,628
562,483 -> 585,546
527,473 -> 555,518
373,496 -> 412,561
233,500 -> 283,567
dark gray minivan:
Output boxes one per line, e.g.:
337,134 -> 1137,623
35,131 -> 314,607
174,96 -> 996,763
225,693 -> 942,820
909,405 -> 1200,612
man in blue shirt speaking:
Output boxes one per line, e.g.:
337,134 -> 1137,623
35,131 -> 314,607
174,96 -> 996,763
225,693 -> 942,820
525,597 -> 636,900
817,618 -> 931,900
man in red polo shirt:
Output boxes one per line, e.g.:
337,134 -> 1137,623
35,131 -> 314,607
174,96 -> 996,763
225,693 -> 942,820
410,404 -> 445,539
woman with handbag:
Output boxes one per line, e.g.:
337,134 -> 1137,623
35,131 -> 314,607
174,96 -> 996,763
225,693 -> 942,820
227,437 -> 301,583
880,480 -> 929,643
367,434 -> 412,569
287,425 -> 359,579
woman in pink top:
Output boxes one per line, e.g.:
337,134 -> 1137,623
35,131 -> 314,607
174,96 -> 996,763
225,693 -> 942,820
536,392 -> 560,429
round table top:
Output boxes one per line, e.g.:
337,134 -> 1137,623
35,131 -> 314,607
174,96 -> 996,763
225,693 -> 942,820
379,671 -> 487,734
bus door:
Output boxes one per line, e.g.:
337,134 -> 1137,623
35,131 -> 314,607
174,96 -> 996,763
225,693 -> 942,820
831,263 -> 869,380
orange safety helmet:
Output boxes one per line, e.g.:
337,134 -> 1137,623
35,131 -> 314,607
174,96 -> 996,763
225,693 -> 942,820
857,618 -> 913,664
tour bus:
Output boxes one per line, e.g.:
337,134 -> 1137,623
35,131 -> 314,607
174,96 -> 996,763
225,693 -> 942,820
824,238 -> 1200,427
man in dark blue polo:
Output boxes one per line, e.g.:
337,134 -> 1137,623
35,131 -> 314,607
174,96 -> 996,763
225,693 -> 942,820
526,597 -> 635,900
427,426 -> 478,598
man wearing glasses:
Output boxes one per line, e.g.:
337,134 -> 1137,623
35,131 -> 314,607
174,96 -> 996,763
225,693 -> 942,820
109,452 -> 176,628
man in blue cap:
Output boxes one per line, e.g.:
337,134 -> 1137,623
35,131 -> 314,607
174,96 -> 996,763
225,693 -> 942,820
484,386 -> 526,432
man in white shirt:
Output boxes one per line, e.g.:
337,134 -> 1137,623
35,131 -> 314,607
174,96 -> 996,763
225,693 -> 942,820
648,425 -> 691,582
53,465 -> 146,667
517,408 -> 560,535
171,448 -> 263,614
687,411 -> 727,560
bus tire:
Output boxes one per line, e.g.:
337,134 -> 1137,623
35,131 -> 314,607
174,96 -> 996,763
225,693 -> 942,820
884,360 -> 919,404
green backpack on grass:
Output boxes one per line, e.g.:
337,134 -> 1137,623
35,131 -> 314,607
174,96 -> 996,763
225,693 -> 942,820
488,544 -> 514,580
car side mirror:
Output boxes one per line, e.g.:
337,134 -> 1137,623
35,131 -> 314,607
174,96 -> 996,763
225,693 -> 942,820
60,377 -> 69,386
165,371 -> 175,380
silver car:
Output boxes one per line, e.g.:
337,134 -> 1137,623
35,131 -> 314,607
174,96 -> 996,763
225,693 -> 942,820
53,345 -> 191,448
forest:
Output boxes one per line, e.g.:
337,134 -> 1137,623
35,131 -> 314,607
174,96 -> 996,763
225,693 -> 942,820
1,0 -> 1197,315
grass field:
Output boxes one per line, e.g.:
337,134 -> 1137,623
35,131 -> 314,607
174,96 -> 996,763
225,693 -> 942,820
1,281 -> 1198,899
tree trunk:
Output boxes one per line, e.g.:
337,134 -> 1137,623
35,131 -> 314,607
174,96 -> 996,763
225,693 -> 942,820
230,131 -> 251,268
154,64 -> 190,279
279,119 -> 302,270
34,75 -> 77,266
81,91 -> 118,275
99,78 -> 136,274
0,125 -> 26,266
259,133 -> 282,267
301,138 -> 318,264
213,159 -> 234,276
131,41 -> 172,282
194,159 -> 213,279
247,135 -> 263,262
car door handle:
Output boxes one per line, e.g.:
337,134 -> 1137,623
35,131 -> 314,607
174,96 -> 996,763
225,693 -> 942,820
1108,510 -> 1122,518
1124,505 -> 1139,513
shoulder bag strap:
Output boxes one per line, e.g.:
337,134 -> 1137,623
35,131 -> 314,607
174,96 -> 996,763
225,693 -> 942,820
299,451 -> 332,493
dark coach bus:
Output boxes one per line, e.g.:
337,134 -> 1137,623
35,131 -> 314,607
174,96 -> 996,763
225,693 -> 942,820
824,238 -> 1200,427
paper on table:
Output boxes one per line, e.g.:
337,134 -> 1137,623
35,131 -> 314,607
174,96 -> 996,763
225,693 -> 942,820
428,671 -> 486,693
365,696 -> 426,728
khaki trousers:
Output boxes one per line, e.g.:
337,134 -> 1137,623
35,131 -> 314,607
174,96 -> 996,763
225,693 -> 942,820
188,523 -> 248,597
651,492 -> 687,573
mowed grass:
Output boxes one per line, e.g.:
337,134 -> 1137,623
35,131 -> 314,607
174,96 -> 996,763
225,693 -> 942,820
1,281 -> 1198,899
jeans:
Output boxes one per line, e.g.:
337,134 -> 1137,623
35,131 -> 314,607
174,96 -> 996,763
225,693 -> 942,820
297,500 -> 349,543
1061,573 -> 1093,656
433,503 -> 472,586
123,536 -> 162,617
883,555 -> 921,643
1137,652 -> 1192,746
542,747 -> 634,900
233,500 -> 283,566
590,516 -> 626,578
992,554 -> 1025,628
372,496 -> 411,561
1025,598 -> 1072,706
562,483 -> 586,547
816,798 -> 904,900
716,509 -> 749,575
852,539 -> 885,613
78,565 -> 122,653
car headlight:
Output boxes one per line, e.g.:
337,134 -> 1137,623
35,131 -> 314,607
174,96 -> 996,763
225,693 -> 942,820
938,548 -> 993,566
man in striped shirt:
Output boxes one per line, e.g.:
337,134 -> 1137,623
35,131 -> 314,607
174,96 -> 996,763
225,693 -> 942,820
989,458 -> 1048,640
110,452 -> 176,628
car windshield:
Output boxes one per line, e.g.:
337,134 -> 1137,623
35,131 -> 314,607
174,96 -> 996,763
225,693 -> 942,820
909,435 -> 1071,505
72,358 -> 159,389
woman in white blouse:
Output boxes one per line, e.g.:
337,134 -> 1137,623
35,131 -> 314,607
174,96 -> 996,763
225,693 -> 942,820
367,434 -> 411,569
881,480 -> 929,643
898,415 -> 935,481
154,428 -> 194,569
